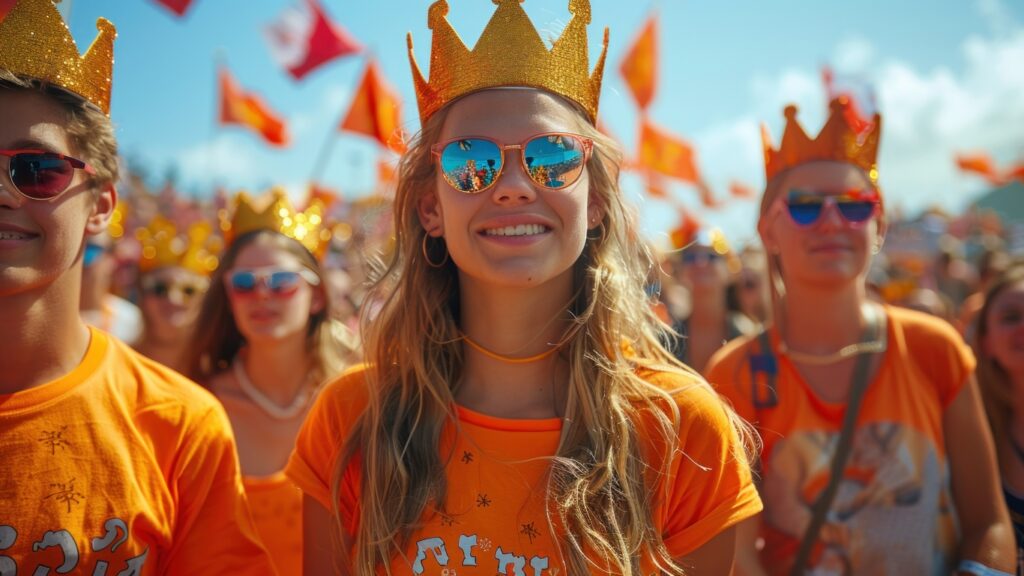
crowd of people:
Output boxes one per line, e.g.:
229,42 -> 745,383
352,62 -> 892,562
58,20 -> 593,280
2,0 -> 1021,574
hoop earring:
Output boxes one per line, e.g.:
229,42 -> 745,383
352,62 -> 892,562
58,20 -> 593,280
586,222 -> 605,242
422,234 -> 449,268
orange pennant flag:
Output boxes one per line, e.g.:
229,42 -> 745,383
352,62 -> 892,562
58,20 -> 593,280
218,67 -> 290,147
729,181 -> 757,199
696,180 -> 722,209
956,153 -> 1003,185
340,59 -> 406,153
1005,162 -> 1024,184
637,118 -> 700,183
308,183 -> 341,211
644,171 -> 669,200
619,14 -> 658,110
669,210 -> 702,250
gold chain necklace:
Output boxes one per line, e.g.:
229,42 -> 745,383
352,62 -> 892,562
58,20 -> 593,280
778,309 -> 888,366
461,334 -> 562,364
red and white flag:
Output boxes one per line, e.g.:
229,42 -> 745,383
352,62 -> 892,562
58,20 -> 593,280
265,0 -> 362,81
150,0 -> 195,17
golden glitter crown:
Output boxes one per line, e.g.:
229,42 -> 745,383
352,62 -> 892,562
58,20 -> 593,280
0,0 -> 116,114
762,97 -> 882,184
136,216 -> 222,276
407,0 -> 609,123
222,189 -> 331,259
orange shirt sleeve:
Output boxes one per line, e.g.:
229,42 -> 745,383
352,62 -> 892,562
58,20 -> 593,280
902,310 -> 976,408
163,403 -> 277,575
648,374 -> 763,558
286,369 -> 368,536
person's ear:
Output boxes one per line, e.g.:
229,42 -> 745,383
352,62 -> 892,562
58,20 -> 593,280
586,196 -> 605,230
85,184 -> 117,236
418,191 -> 445,237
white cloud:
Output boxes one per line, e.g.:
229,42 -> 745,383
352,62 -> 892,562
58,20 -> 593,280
176,134 -> 261,187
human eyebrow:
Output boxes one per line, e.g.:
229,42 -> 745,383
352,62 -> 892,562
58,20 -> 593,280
5,139 -> 66,154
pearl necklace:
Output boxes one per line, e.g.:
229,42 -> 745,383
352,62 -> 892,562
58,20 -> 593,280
778,306 -> 888,365
232,359 -> 315,420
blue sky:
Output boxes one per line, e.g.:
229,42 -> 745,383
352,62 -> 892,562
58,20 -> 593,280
62,0 -> 1024,249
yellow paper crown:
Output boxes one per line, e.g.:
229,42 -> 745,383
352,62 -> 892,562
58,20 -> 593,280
0,0 -> 116,114
222,189 -> 331,259
762,97 -> 882,185
408,0 -> 609,123
136,216 -> 222,276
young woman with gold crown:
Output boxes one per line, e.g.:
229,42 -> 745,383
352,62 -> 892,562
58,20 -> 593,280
0,0 -> 275,572
185,189 -> 356,576
286,1 -> 761,574
706,99 -> 1016,575
132,216 -> 217,372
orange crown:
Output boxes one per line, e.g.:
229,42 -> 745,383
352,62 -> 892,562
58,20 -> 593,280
136,216 -> 222,276
762,97 -> 882,184
407,0 -> 609,123
221,189 -> 331,260
0,0 -> 116,114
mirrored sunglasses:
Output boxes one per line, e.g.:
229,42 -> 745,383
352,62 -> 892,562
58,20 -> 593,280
1,149 -> 95,201
783,188 -> 881,227
432,133 -> 593,194
226,267 -> 320,298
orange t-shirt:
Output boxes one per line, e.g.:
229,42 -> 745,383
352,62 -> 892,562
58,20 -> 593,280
0,328 -> 276,575
286,365 -> 762,574
245,472 -> 303,576
706,305 -> 974,575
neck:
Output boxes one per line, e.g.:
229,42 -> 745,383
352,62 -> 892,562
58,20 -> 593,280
456,273 -> 574,419
79,277 -> 106,311
240,334 -> 313,406
0,272 -> 92,394
689,286 -> 726,327
778,282 -> 873,353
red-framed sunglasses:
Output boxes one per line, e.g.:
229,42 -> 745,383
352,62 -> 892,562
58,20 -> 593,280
0,149 -> 96,201
431,132 -> 593,194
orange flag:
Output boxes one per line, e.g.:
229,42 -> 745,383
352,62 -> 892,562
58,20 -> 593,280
956,153 -> 1003,185
619,14 -> 658,110
669,210 -> 702,250
637,118 -> 700,183
1006,162 -> 1024,184
340,59 -> 406,153
308,183 -> 341,211
218,67 -> 290,147
729,181 -> 757,199
696,180 -> 721,209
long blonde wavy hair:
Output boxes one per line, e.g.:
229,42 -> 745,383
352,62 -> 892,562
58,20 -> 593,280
334,92 -> 750,575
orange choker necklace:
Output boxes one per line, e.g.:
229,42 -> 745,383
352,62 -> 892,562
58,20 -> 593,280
461,334 -> 562,364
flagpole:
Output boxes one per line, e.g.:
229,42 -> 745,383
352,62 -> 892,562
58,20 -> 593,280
309,52 -> 372,187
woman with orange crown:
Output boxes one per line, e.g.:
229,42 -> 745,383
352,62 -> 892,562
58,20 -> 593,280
132,217 -> 217,372
287,1 -> 761,574
0,0 -> 275,572
185,190 -> 356,576
706,98 -> 1016,575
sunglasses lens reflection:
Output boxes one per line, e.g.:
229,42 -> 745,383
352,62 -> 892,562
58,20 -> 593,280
522,134 -> 586,189
439,139 -> 502,193
229,272 -> 258,293
836,201 -> 876,223
11,153 -> 75,199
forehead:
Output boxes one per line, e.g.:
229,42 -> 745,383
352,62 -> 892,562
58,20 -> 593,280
991,280 -> 1024,310
232,234 -> 308,269
778,161 -> 874,194
439,89 -> 583,140
0,89 -> 74,153
147,266 -> 207,284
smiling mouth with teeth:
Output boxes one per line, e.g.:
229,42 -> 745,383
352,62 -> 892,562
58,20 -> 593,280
483,224 -> 549,237
0,231 -> 32,240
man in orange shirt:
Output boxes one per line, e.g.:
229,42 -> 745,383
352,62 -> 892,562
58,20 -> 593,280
0,1 -> 276,573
